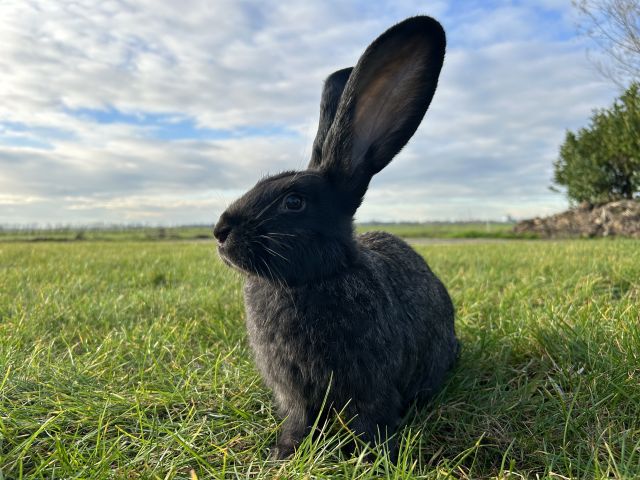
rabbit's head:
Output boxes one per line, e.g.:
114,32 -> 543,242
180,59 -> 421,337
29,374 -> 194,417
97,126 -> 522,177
214,16 -> 445,284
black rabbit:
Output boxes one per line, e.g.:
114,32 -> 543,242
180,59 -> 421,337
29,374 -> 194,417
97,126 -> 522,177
213,16 -> 459,460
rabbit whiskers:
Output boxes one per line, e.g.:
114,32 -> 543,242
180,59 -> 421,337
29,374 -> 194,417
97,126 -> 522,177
253,238 -> 290,264
259,257 -> 299,317
258,234 -> 293,252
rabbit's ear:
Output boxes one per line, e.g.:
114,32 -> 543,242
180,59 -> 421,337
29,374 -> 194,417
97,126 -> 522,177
318,16 -> 445,198
308,67 -> 353,169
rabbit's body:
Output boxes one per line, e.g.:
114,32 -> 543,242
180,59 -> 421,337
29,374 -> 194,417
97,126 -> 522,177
213,16 -> 458,459
245,231 -> 456,419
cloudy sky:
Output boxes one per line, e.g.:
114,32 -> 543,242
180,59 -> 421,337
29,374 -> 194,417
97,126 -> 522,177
0,0 -> 620,226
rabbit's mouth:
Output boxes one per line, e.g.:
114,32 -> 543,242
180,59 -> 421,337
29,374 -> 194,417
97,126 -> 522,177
219,240 -> 292,281
217,243 -> 260,276
218,245 -> 245,271
217,247 -> 236,268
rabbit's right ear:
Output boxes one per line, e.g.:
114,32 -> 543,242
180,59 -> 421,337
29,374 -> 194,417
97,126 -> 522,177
309,67 -> 353,169
315,16 -> 446,206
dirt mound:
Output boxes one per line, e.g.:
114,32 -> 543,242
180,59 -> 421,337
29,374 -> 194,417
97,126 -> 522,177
514,200 -> 640,238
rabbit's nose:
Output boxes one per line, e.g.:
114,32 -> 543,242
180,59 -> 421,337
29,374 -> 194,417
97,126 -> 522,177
214,211 -> 243,244
213,216 -> 233,244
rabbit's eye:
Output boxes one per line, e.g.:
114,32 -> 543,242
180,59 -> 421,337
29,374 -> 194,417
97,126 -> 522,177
283,194 -> 305,211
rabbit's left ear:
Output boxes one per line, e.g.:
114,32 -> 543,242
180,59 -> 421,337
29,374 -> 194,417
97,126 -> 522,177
309,67 -> 353,169
317,16 -> 445,199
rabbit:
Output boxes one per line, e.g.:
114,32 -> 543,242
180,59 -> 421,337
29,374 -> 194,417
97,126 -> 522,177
213,15 -> 459,461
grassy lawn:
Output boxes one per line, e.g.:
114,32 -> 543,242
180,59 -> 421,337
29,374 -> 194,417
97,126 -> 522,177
0,222 -> 527,243
358,223 -> 526,239
0,226 -> 215,242
0,239 -> 638,478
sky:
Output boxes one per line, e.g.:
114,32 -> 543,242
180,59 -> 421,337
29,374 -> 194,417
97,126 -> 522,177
0,0 -> 621,226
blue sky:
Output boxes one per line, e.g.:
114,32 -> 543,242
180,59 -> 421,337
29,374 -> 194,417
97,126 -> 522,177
0,0 -> 619,225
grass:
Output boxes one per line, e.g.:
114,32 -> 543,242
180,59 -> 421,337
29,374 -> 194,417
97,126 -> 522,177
358,222 -> 531,239
0,225 -> 214,242
0,222 -> 530,243
0,239 -> 639,478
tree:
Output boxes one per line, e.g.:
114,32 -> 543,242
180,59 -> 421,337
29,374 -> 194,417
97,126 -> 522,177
573,0 -> 640,86
552,83 -> 640,205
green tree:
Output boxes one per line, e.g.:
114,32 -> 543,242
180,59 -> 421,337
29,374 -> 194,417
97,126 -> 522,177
553,82 -> 640,205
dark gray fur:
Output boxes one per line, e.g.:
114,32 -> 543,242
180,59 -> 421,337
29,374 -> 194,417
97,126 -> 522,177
309,67 -> 353,169
213,16 -> 459,460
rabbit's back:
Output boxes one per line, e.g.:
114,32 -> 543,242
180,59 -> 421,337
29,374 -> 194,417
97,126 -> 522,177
357,231 -> 459,401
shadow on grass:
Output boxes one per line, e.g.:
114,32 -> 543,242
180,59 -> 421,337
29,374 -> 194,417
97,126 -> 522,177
401,319 -> 639,478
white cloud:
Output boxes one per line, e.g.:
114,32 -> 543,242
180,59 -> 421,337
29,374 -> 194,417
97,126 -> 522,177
0,0 -> 620,225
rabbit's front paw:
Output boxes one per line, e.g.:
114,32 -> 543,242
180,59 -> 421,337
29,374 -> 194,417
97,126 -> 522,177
269,442 -> 295,460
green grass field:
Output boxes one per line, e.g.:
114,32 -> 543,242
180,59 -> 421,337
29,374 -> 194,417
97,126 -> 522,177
1,239 -> 639,478
0,222 -> 528,243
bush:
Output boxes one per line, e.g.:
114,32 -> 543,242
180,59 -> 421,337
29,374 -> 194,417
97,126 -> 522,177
552,83 -> 640,205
